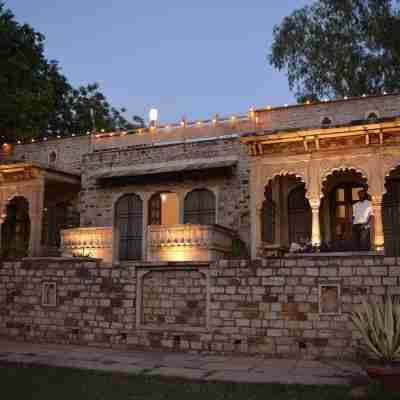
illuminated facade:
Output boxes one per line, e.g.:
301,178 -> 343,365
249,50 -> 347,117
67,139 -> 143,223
1,93 -> 400,262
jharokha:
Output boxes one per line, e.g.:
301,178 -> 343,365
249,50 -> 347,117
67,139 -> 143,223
1,94 -> 400,358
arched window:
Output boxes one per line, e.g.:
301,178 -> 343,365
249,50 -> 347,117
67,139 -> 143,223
184,189 -> 216,225
49,151 -> 57,166
261,187 -> 275,243
321,117 -> 332,128
366,112 -> 379,122
115,194 -> 143,261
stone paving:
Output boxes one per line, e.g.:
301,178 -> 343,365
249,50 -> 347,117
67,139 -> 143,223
0,340 -> 366,386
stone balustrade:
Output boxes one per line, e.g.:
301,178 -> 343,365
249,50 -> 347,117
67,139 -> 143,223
61,227 -> 113,263
147,224 -> 236,262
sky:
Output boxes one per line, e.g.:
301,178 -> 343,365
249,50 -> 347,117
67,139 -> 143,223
7,1 -> 313,124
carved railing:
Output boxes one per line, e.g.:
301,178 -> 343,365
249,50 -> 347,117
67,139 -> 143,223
60,227 -> 113,261
147,224 -> 236,261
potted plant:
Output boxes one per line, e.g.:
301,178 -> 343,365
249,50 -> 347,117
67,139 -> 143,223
351,296 -> 400,393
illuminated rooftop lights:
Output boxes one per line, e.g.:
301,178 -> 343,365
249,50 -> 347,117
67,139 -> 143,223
72,133 -> 76,137
17,140 -> 21,144
57,135 -> 61,139
344,96 -> 349,100
284,104 -> 289,107
362,94 -> 367,97
266,105 -> 272,110
31,138 -> 35,143
86,131 -> 91,135
43,137 -> 48,141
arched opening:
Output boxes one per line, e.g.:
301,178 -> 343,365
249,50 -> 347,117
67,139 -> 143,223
184,189 -> 216,225
321,169 -> 368,250
49,151 -> 57,167
288,184 -> 312,244
321,117 -> 332,128
1,196 -> 30,258
148,192 -> 179,226
383,167 -> 400,256
115,194 -> 143,261
261,175 -> 310,249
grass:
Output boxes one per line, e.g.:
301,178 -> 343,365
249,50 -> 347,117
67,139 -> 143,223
0,362 -> 397,400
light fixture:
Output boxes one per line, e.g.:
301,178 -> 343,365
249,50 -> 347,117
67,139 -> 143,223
344,96 -> 348,100
31,138 -> 35,142
72,133 -> 76,137
43,137 -> 48,141
284,104 -> 288,107
17,140 -> 21,144
161,193 -> 167,202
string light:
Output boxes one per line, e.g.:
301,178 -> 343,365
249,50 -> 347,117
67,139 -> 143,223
43,137 -> 48,141
72,133 -> 76,137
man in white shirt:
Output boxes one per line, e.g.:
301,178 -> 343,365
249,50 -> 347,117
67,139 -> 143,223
352,189 -> 373,251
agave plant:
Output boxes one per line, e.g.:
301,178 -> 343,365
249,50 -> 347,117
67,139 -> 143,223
351,296 -> 400,366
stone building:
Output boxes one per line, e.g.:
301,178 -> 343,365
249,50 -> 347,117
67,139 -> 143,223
0,93 -> 399,262
2,93 -> 400,357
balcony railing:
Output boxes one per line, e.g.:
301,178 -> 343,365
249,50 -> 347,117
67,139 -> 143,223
147,224 -> 236,262
60,227 -> 113,262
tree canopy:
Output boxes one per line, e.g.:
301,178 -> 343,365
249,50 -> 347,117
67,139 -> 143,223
269,0 -> 400,102
0,2 -> 143,141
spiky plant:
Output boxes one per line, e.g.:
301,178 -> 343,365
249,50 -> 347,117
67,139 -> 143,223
351,296 -> 400,366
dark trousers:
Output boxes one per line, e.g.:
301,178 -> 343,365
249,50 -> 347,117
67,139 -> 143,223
352,224 -> 371,251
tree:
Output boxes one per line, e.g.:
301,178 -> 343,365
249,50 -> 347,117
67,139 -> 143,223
269,0 -> 400,102
0,2 -> 142,141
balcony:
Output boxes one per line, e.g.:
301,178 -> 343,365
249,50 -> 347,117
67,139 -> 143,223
147,224 -> 236,262
61,227 -> 113,263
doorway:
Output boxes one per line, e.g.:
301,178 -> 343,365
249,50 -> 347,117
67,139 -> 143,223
1,197 -> 30,258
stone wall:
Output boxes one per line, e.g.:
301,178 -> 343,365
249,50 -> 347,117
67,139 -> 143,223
1,255 -> 399,358
80,137 -> 251,243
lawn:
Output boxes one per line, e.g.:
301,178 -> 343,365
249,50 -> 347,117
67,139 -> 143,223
0,362 -> 397,400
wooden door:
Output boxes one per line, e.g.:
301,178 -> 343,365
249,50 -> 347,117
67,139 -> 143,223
149,194 -> 162,225
116,194 -> 143,261
330,184 -> 363,241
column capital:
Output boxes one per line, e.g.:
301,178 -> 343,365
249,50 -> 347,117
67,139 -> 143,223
308,198 -> 321,210
371,194 -> 383,205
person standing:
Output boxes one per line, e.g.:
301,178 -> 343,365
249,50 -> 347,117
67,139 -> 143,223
352,189 -> 374,251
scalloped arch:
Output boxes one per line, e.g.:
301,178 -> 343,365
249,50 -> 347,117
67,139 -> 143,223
321,166 -> 369,185
265,170 -> 307,188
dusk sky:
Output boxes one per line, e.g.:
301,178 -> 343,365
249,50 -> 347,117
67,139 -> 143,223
8,1 -> 313,124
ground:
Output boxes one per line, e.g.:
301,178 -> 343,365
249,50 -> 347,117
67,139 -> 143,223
1,362 -> 396,400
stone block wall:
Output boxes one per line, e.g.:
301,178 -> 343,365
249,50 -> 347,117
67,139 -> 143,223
1,255 -> 399,358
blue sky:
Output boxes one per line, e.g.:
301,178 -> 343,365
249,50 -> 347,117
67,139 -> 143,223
8,1 -> 313,124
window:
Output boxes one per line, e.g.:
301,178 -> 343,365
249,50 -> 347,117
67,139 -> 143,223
115,194 -> 143,261
261,189 -> 275,243
321,117 -> 332,128
49,151 -> 57,166
42,282 -> 57,307
366,112 -> 379,122
184,189 -> 216,225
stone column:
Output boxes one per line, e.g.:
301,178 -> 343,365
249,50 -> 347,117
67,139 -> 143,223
310,199 -> 321,246
371,195 -> 384,252
28,180 -> 45,257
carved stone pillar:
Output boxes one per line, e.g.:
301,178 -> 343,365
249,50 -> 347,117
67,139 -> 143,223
309,199 -> 321,246
28,181 -> 45,257
371,195 -> 384,252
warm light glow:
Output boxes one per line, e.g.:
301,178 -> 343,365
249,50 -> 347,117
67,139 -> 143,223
101,129 -> 105,133
149,108 -> 158,122
31,138 -> 35,142
161,194 -> 167,202
43,137 -> 48,141
86,131 -> 91,135
344,96 -> 348,100
17,140 -> 21,144
72,133 -> 76,137
305,100 -> 311,105
267,105 -> 272,110
57,135 -> 61,139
